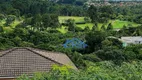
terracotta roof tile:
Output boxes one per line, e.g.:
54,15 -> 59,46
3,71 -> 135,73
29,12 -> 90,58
0,47 -> 77,78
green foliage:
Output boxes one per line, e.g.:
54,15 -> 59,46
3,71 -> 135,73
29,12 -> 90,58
1,1 -> 142,79
83,54 -> 101,62
0,26 -> 3,32
5,15 -> 16,26
0,14 -> 5,20
107,23 -> 113,31
84,17 -> 91,23
84,26 -> 90,32
88,5 -> 98,23
66,19 -> 76,32
74,27 -> 83,32
95,46 -> 125,64
124,44 -> 142,60
42,14 -> 59,29
101,24 -> 106,31
92,23 -> 98,31
88,5 -> 114,23
31,14 -> 42,31
17,61 -> 142,80
85,31 -> 106,52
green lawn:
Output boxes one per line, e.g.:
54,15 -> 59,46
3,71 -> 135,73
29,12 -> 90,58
112,20 -> 139,28
57,16 -> 140,33
97,20 -> 138,30
76,23 -> 94,29
59,16 -> 85,23
0,16 -> 140,33
57,26 -> 68,34
76,20 -> 140,30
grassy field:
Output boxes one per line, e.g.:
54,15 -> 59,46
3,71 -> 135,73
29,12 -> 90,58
59,16 -> 85,23
0,16 -> 140,33
57,26 -> 68,33
57,16 -> 140,33
111,20 -> 139,28
76,20 -> 140,29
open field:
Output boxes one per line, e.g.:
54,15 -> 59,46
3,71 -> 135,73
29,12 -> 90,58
59,16 -> 85,23
57,26 -> 68,33
0,16 -> 140,33
111,20 -> 139,28
57,16 -> 140,33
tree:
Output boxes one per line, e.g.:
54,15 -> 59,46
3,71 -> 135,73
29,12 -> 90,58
0,14 -> 5,20
5,15 -> 16,26
12,0 -> 31,15
66,19 -> 76,32
95,46 -> 125,64
12,36 -> 22,46
101,24 -> 106,31
107,23 -> 113,31
42,14 -> 59,29
49,14 -> 60,28
58,0 -> 76,4
88,5 -> 114,23
99,6 -> 114,19
92,23 -> 98,31
31,14 -> 42,31
85,31 -> 106,52
88,5 -> 98,23
42,14 -> 51,29
0,26 -> 3,32
84,26 -> 90,32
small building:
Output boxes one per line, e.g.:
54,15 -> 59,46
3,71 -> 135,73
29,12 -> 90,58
121,36 -> 142,46
63,38 -> 88,49
0,47 -> 77,80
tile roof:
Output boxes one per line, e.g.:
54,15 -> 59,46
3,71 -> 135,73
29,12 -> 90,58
0,47 -> 77,78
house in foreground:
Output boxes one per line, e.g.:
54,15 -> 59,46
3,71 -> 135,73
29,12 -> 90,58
0,47 -> 77,80
121,36 -> 142,47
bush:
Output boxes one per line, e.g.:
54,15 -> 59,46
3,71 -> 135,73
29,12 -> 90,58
47,29 -> 60,33
75,27 -> 83,32
84,17 -> 91,23
0,26 -> 4,32
5,15 -> 16,26
0,14 -> 5,20
36,44 -> 56,51
95,47 -> 126,64
83,54 -> 101,62
19,41 -> 34,47
17,61 -> 142,80
75,21 -> 86,24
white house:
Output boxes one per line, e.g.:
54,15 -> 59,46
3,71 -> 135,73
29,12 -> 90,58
121,36 -> 142,46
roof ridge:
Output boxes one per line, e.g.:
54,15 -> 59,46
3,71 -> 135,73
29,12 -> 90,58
25,48 -> 77,70
0,48 -> 18,57
24,47 -> 64,65
0,47 -> 78,70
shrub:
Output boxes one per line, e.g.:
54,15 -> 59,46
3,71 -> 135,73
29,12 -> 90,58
95,47 -> 126,64
84,17 -> 91,23
83,54 -> 101,62
17,61 -> 142,80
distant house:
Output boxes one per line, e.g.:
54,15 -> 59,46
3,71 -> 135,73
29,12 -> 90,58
63,38 -> 88,49
0,47 -> 77,80
121,36 -> 142,46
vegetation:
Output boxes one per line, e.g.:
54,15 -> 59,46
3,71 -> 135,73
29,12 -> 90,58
0,0 -> 142,80
18,61 -> 142,80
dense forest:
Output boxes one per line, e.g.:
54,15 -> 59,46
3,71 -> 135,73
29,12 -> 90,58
0,0 -> 142,80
